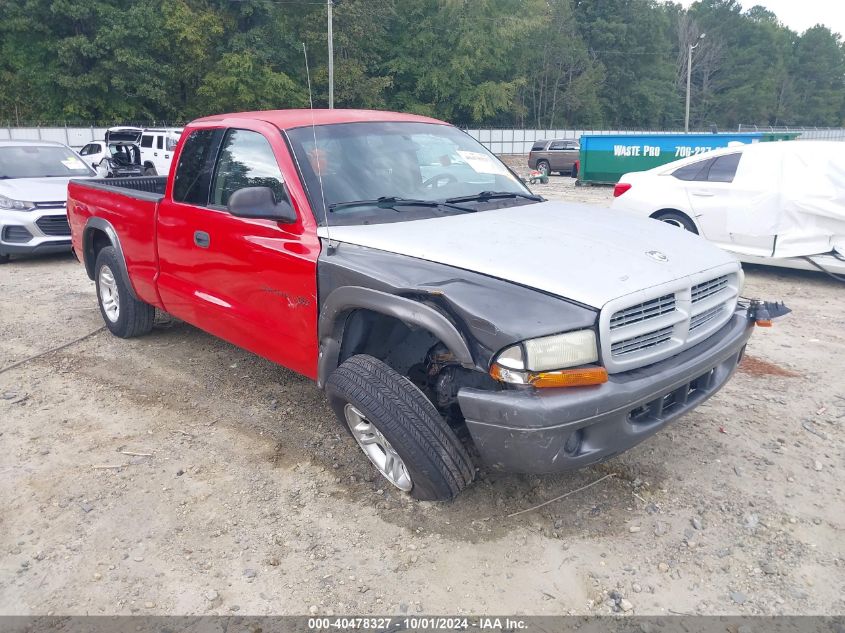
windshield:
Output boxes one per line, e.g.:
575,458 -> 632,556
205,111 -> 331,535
286,121 -> 533,225
0,145 -> 96,179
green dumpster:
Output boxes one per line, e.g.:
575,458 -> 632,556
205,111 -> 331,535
578,133 -> 799,185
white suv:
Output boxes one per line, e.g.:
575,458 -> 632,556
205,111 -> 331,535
138,128 -> 182,176
0,140 -> 95,263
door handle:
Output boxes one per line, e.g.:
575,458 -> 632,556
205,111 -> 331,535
153,152 -> 159,156
691,190 -> 715,197
194,231 -> 210,248
165,154 -> 170,159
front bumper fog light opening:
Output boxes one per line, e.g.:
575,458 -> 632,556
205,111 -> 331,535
564,428 -> 584,456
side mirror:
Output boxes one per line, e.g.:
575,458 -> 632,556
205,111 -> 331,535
227,186 -> 297,224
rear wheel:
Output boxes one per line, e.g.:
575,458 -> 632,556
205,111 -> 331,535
143,166 -> 157,176
536,160 -> 550,176
0,254 -> 9,264
571,163 -> 578,178
653,211 -> 698,234
95,246 -> 155,338
325,354 -> 474,501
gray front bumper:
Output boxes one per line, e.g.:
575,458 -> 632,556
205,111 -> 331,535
458,311 -> 753,473
0,207 -> 72,257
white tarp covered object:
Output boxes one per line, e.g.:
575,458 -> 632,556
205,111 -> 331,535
725,141 -> 845,258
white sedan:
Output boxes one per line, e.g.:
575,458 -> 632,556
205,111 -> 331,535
611,141 -> 845,276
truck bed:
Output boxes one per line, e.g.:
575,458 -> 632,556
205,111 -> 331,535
73,176 -> 167,200
67,176 -> 168,307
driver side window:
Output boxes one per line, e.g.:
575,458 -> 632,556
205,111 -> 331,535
210,129 -> 287,208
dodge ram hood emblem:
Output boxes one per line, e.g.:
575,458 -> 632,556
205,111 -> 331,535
646,250 -> 669,262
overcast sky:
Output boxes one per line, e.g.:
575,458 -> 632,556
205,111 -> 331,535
672,0 -> 845,37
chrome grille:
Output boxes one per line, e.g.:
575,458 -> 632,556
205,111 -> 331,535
599,267 -> 741,373
610,293 -> 675,329
692,275 -> 728,303
34,201 -> 67,209
611,325 -> 674,357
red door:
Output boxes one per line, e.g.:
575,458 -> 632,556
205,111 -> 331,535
155,121 -> 321,379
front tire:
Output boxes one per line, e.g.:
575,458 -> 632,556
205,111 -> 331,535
94,246 -> 155,338
0,253 -> 9,264
143,166 -> 157,176
325,354 -> 475,501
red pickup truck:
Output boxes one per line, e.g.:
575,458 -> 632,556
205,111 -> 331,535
67,109 -> 783,500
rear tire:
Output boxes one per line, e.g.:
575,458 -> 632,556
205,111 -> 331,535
571,163 -> 578,178
143,166 -> 157,176
536,160 -> 550,176
653,211 -> 698,234
94,246 -> 154,338
325,354 -> 475,501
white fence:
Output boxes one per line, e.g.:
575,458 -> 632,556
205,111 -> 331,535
0,126 -> 113,149
463,127 -> 845,154
2,125 -> 843,153
464,128 -> 705,155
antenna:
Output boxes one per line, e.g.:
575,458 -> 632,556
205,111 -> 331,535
302,42 -> 332,250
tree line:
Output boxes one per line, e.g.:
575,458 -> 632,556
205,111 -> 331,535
1,0 -> 843,129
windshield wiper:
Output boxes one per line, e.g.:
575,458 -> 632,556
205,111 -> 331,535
445,191 -> 544,204
328,196 -> 470,213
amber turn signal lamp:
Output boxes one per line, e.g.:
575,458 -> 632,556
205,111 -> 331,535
529,367 -> 608,388
490,364 -> 608,388
755,319 -> 773,327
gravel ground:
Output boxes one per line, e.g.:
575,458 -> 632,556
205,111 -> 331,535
0,166 -> 843,616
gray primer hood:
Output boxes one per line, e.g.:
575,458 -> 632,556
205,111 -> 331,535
318,200 -> 739,309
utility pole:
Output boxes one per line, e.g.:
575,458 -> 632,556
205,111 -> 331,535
327,0 -> 334,109
685,32 -> 705,133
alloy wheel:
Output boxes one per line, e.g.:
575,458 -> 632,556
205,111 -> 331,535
98,265 -> 120,323
344,403 -> 412,491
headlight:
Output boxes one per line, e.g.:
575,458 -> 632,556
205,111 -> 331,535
490,329 -> 606,388
499,330 -> 598,372
0,195 -> 36,211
